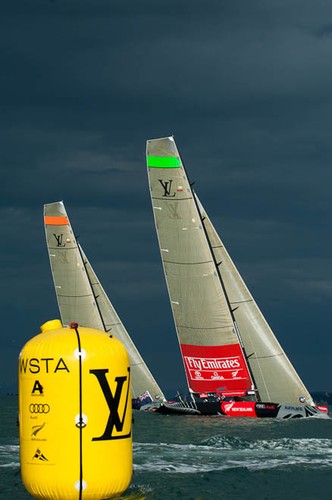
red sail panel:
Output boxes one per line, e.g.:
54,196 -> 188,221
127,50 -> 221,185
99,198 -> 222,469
180,343 -> 252,394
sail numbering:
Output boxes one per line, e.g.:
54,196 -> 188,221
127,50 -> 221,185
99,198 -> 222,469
146,136 -> 329,419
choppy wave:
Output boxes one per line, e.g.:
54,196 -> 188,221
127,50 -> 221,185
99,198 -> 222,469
1,437 -> 331,475
0,462 -> 20,468
0,445 -> 19,468
201,435 -> 332,450
1,397 -> 331,499
133,436 -> 332,473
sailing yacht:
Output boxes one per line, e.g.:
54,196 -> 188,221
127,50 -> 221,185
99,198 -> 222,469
44,201 -> 165,408
146,136 -> 329,418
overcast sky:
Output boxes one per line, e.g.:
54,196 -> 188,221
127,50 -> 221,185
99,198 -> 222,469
1,0 -> 331,395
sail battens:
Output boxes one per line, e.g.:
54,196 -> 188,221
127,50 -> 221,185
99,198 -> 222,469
163,259 -> 213,266
48,246 -> 78,251
230,299 -> 254,305
57,294 -> 96,299
177,324 -> 236,331
151,195 -> 193,202
250,352 -> 284,360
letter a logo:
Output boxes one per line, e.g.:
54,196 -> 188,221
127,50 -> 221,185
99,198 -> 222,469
32,380 -> 44,395
89,368 -> 131,440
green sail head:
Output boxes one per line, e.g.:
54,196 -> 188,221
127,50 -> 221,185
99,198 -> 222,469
147,155 -> 181,168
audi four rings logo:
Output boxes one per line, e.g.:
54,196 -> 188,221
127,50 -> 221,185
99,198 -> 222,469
29,403 -> 50,414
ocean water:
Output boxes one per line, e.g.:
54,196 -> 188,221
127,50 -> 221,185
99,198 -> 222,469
1,395 -> 331,500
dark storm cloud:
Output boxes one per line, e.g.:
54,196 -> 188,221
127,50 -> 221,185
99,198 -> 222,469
1,0 -> 331,393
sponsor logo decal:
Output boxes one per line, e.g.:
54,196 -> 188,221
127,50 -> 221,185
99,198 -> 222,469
284,405 -> 304,412
182,349 -> 246,384
31,380 -> 44,396
31,422 -> 45,437
29,404 -> 50,414
166,203 -> 181,219
20,357 -> 70,374
53,233 -> 66,247
89,368 -> 131,440
185,356 -> 241,372
159,179 -> 176,197
222,401 -> 256,415
256,403 -> 276,410
32,448 -> 48,462
181,343 -> 252,393
224,402 -> 234,412
316,405 -> 328,413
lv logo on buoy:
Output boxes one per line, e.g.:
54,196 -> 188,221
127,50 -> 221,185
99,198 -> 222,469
89,368 -> 131,440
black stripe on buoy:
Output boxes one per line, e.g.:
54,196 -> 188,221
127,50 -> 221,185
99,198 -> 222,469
71,323 -> 83,500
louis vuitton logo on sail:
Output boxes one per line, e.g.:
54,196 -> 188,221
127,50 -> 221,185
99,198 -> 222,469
159,179 -> 176,197
166,203 -> 181,219
53,233 -> 66,247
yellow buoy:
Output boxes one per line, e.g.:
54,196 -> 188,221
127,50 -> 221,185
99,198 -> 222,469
18,320 -> 132,500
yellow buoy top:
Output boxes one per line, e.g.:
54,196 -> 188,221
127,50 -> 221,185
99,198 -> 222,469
40,319 -> 63,333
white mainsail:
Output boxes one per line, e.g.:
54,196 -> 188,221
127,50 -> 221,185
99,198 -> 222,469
146,136 -> 314,407
44,201 -> 165,401
146,137 -> 254,397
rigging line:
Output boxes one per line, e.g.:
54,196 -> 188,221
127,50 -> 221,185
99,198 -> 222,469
72,324 -> 83,500
48,244 -> 78,249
